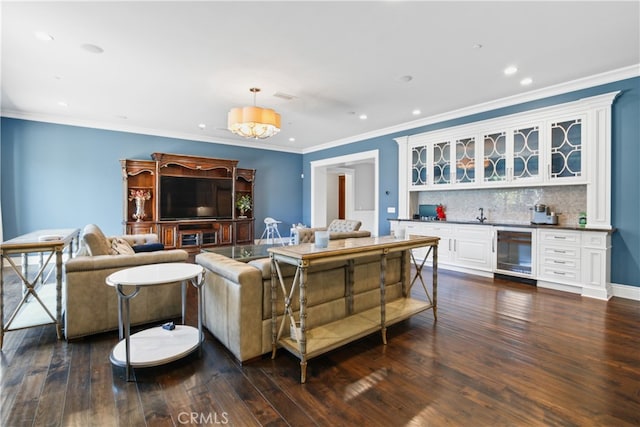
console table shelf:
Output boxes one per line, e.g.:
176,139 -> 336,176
278,297 -> 434,360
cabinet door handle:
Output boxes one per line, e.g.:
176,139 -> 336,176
553,271 -> 567,275
553,260 -> 567,264
553,249 -> 567,254
553,236 -> 567,240
448,238 -> 452,251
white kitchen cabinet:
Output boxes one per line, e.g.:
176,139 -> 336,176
536,229 -> 611,300
400,222 -> 492,273
537,229 -> 582,285
398,92 -> 617,227
402,221 -> 453,264
389,219 -> 613,300
410,134 -> 479,190
400,93 -> 618,234
452,225 -> 494,272
580,231 -> 612,300
410,115 -> 586,191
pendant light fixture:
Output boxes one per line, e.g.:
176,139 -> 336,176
227,88 -> 281,139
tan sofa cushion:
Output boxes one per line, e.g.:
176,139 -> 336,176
327,219 -> 361,232
83,224 -> 112,256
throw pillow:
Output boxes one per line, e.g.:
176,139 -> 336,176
110,237 -> 135,255
82,224 -> 112,256
132,243 -> 165,253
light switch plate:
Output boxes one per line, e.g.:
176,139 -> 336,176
387,207 -> 396,214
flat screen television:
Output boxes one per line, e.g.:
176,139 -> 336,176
160,175 -> 233,220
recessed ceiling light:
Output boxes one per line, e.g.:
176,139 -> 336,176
399,75 -> 413,83
359,114 -> 367,120
289,137 -> 295,142
472,43 -> 483,49
198,123 -> 206,129
81,43 -> 104,54
520,77 -> 533,86
35,31 -> 54,41
504,66 -> 518,76
412,109 -> 421,116
57,101 -> 68,107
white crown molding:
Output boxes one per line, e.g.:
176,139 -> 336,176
2,65 -> 637,156
303,64 -> 640,154
0,110 -> 304,154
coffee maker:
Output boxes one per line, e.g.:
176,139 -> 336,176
531,204 -> 559,225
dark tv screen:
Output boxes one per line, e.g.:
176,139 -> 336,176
160,176 -> 233,220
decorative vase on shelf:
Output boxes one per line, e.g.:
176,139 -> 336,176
129,189 -> 151,222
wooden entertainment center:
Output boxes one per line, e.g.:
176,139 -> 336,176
121,152 -> 255,254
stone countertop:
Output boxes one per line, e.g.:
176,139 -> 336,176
388,218 -> 616,233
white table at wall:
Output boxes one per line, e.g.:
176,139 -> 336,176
106,262 -> 205,381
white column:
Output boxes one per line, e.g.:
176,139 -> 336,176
395,136 -> 410,219
584,91 -> 620,229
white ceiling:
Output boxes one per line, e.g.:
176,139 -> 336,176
2,1 -> 639,153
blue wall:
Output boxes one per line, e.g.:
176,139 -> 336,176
0,121 -> 303,237
1,77 -> 638,287
303,77 -> 640,288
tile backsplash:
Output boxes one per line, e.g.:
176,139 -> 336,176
412,185 -> 586,227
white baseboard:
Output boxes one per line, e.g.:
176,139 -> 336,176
611,282 -> 640,301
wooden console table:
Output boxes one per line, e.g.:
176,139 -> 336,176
0,228 -> 80,349
268,235 -> 439,383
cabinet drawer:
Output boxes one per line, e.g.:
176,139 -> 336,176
540,256 -> 580,270
538,230 -> 580,245
405,223 -> 450,237
582,232 -> 608,248
539,265 -> 580,282
540,245 -> 580,259
127,222 -> 156,235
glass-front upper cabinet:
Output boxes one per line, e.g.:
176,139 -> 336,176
483,131 -> 507,183
511,124 -> 541,183
432,140 -> 451,185
481,123 -> 542,186
408,114 -> 586,190
455,137 -> 476,184
410,136 -> 479,189
549,117 -> 584,182
411,145 -> 428,186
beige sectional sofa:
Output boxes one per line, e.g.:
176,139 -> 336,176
63,224 -> 189,339
195,249 -> 409,363
294,219 -> 371,243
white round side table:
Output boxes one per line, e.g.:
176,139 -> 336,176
106,262 -> 205,381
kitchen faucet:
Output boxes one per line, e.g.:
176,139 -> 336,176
477,207 -> 487,223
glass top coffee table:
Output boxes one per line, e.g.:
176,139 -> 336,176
202,243 -> 280,262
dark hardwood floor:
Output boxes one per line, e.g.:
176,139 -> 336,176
1,267 -> 639,426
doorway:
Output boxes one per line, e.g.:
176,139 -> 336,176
310,150 -> 379,236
